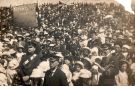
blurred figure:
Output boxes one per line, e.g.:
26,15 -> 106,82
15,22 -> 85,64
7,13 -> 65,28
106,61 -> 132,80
18,42 -> 41,86
115,60 -> 129,86
43,53 -> 68,86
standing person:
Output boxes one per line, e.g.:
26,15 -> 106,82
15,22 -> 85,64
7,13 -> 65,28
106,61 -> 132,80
18,42 -> 41,86
0,59 -> 8,86
98,44 -> 124,86
115,60 -> 129,86
90,65 -> 101,86
16,45 -> 25,63
72,61 -> 84,86
129,63 -> 135,86
43,53 -> 68,86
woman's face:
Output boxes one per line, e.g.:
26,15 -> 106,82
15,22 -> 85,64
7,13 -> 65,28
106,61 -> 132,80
75,64 -> 82,72
120,63 -> 128,72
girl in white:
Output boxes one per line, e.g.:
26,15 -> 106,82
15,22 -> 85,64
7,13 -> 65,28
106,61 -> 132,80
115,60 -> 129,86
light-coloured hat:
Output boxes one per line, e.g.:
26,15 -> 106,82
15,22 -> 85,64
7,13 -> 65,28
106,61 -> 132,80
130,63 -> 135,71
44,31 -> 48,35
91,47 -> 99,55
92,65 -> 99,70
123,45 -> 130,49
75,61 -> 84,68
2,51 -> 10,56
104,15 -> 113,19
4,38 -> 10,42
55,52 -> 64,58
81,35 -> 88,40
82,47 -> 91,51
24,33 -> 30,37
35,38 -> 40,42
49,44 -> 55,47
30,68 -> 44,78
80,69 -> 91,78
78,29 -> 83,34
8,59 -> 19,69
9,49 -> 16,55
18,44 -> 24,48
37,60 -> 50,72
83,57 -> 92,64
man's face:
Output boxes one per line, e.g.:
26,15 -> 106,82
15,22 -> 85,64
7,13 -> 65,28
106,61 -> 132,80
28,46 -> 35,53
50,59 -> 59,69
122,47 -> 128,52
115,45 -> 121,52
83,50 -> 89,56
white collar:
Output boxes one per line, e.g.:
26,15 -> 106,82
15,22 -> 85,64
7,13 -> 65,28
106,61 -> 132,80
52,67 -> 58,73
119,70 -> 127,74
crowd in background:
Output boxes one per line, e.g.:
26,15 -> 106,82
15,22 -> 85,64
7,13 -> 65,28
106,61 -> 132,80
0,2 -> 135,86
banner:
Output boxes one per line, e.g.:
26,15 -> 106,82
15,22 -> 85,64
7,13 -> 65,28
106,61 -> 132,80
13,4 -> 38,27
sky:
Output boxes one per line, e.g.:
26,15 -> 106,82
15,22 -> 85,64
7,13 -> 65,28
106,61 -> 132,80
0,0 -> 135,14
0,0 -> 134,7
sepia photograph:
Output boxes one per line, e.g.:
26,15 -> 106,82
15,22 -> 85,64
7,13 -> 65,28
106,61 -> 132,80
0,0 -> 135,86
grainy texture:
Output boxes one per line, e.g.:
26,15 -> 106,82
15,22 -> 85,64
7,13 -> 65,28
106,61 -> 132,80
0,0 -> 135,7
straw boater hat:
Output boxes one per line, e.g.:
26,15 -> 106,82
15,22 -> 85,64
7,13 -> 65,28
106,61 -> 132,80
30,68 -> 45,78
81,47 -> 91,54
75,61 -> 84,69
123,45 -> 130,49
92,65 -> 99,71
79,69 -> 91,78
83,57 -> 92,64
16,34 -> 24,40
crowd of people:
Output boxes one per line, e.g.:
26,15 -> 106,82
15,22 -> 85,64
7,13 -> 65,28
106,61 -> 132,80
0,2 -> 135,86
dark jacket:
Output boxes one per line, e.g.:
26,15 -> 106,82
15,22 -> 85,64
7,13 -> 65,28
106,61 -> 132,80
99,53 -> 124,86
43,68 -> 68,86
18,53 -> 41,76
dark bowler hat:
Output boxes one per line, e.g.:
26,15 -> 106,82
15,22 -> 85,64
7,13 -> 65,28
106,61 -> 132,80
119,60 -> 129,66
28,41 -> 37,48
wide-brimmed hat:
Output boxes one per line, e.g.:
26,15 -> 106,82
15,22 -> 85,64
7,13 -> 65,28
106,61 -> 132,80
79,69 -> 91,78
75,61 -> 84,69
119,60 -> 129,66
30,68 -> 44,78
83,57 -> 92,64
16,34 -> 24,39
123,45 -> 130,49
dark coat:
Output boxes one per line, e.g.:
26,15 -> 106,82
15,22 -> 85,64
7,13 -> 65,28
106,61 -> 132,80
99,53 -> 124,86
18,53 -> 41,76
43,68 -> 68,86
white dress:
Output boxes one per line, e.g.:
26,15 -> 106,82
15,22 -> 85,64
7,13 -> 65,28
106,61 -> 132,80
115,71 -> 129,86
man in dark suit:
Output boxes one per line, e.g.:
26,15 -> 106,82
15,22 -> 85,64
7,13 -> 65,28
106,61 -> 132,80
18,42 -> 41,86
43,53 -> 68,86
